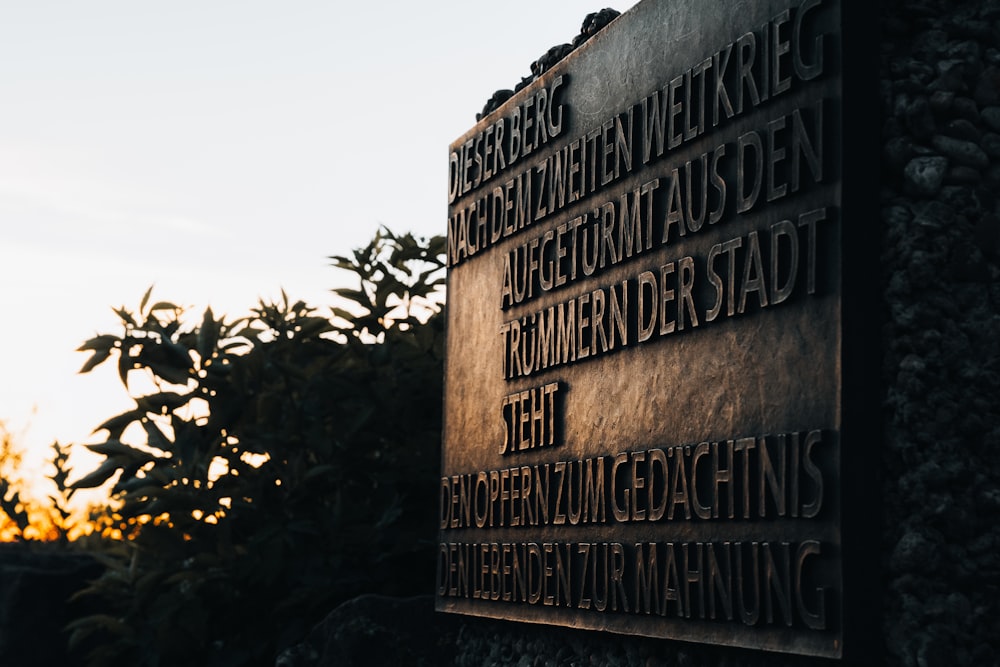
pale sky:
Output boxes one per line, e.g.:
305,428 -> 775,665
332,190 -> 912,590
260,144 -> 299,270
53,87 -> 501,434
0,2 -> 638,483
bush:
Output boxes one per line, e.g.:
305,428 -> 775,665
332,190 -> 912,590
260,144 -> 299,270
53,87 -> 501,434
68,229 -> 446,666
0,426 -> 77,542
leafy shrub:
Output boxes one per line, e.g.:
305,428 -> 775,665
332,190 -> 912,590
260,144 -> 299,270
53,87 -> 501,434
0,426 -> 78,542
68,229 -> 446,666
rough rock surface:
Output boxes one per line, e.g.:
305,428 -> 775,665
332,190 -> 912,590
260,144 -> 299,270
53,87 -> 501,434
278,595 -> 819,667
881,2 -> 1000,665
477,9 -> 621,120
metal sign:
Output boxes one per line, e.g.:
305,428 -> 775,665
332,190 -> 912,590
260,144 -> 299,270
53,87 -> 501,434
438,0 -> 875,658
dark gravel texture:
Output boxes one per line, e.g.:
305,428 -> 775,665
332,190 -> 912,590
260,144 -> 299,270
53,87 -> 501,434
881,1 -> 1000,665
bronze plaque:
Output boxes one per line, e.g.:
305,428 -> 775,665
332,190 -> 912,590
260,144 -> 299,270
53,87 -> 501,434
438,0 -> 874,658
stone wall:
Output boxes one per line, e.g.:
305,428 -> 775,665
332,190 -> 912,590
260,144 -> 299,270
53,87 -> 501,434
880,0 -> 1000,665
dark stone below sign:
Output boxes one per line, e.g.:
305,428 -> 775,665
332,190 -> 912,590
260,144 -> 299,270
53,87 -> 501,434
438,0 -> 878,660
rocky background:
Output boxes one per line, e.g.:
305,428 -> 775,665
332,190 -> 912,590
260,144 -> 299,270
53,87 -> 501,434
286,1 -> 1000,666
476,9 -> 621,121
880,0 -> 1000,665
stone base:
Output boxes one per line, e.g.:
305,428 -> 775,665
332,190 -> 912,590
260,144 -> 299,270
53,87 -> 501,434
278,595 -> 824,667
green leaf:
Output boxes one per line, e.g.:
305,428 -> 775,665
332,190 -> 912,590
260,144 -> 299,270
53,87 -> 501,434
94,409 -> 142,439
374,276 -> 405,309
163,338 -> 194,365
197,307 -> 219,360
296,317 -> 334,339
139,285 -> 154,313
84,440 -> 149,459
114,479 -> 165,496
79,347 -> 113,373
77,334 -> 120,352
113,307 -> 137,327
117,347 -> 132,385
136,391 -> 193,414
333,288 -> 373,309
145,358 -> 192,386
71,458 -> 124,490
330,307 -> 358,323
142,419 -> 172,451
149,301 -> 180,312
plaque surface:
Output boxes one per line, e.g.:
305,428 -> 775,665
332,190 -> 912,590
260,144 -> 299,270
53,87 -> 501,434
438,0 -> 867,657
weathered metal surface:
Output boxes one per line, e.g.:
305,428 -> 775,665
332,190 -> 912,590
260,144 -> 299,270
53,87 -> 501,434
438,0 -> 870,658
